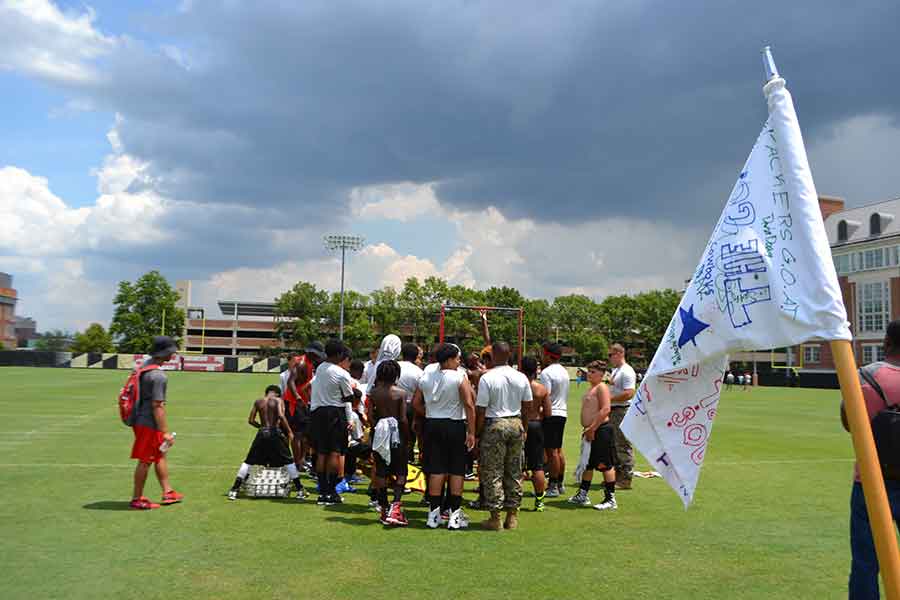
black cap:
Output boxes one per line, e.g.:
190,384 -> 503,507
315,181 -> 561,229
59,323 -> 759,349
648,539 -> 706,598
149,336 -> 178,359
304,341 -> 326,360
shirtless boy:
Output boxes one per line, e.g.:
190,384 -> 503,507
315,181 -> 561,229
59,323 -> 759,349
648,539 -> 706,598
367,360 -> 410,526
521,356 -> 552,511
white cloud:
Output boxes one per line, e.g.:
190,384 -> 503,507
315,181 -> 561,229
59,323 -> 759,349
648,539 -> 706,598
0,0 -> 116,84
350,182 -> 443,223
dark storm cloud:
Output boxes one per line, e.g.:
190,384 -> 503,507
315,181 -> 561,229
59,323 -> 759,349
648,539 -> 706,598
66,1 -> 900,223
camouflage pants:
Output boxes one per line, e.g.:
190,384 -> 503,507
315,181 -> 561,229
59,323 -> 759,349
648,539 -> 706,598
609,406 -> 634,481
480,417 -> 524,511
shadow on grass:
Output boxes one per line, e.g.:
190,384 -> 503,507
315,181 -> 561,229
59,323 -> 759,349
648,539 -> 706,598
83,501 -> 133,511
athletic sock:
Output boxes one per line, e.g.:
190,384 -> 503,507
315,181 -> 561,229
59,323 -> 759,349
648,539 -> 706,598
535,492 -> 545,502
393,486 -> 404,504
429,495 -> 441,511
603,481 -> 616,502
231,477 -> 244,491
378,488 -> 389,507
317,472 -> 327,495
328,473 -> 339,495
580,479 -> 591,492
448,494 -> 462,512
292,477 -> 304,492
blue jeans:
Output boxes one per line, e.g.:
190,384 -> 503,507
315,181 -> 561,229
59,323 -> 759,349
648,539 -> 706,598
849,480 -> 900,599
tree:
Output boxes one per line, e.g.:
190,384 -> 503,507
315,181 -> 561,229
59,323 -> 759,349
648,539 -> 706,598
71,323 -> 115,354
109,271 -> 185,353
34,330 -> 72,352
274,281 -> 330,349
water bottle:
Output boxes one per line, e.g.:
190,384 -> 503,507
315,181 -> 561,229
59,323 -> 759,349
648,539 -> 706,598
159,432 -> 177,453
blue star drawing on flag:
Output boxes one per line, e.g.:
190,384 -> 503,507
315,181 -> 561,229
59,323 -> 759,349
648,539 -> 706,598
677,304 -> 710,348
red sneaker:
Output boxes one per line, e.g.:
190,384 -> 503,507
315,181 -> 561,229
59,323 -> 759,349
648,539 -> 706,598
161,490 -> 184,505
379,506 -> 390,525
386,502 -> 408,527
130,496 -> 161,510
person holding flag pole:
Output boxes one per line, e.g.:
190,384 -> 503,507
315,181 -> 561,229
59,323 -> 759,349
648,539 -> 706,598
620,47 -> 900,599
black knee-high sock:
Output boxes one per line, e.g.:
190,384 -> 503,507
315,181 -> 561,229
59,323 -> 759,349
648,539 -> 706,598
448,494 -> 462,512
317,472 -> 327,494
393,485 -> 404,503
378,488 -> 389,507
603,481 -> 616,501
429,494 -> 441,511
231,477 -> 244,491
327,472 -> 339,495
580,479 -> 591,492
292,477 -> 303,492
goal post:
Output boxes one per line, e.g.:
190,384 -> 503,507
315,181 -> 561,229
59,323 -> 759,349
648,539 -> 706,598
438,303 -> 524,367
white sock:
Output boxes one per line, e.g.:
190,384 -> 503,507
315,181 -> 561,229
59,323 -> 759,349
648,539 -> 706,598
237,463 -> 250,479
286,463 -> 300,480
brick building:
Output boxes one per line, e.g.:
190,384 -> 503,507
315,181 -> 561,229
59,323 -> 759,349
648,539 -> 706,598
0,273 -> 17,348
800,196 -> 900,372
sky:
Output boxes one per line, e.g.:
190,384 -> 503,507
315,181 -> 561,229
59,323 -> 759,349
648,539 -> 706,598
2,0 -> 900,332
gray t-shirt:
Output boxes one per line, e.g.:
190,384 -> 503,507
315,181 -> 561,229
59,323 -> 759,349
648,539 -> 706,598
134,368 -> 167,430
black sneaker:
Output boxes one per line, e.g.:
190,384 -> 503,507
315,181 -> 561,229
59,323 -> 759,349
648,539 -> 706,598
330,493 -> 344,504
316,494 -> 329,505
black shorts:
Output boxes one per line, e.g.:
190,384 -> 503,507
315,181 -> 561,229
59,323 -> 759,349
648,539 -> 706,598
423,418 -> 467,476
525,420 -> 545,471
587,423 -> 617,470
310,406 -> 348,455
287,403 -> 310,434
374,442 -> 409,478
543,416 -> 567,450
244,428 -> 294,467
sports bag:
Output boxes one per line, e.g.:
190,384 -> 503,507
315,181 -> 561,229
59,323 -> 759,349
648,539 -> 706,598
118,364 -> 160,426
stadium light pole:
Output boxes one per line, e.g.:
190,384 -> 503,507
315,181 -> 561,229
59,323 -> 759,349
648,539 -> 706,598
324,234 -> 365,340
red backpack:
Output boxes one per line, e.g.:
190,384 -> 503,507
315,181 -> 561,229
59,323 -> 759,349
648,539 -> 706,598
118,364 -> 160,426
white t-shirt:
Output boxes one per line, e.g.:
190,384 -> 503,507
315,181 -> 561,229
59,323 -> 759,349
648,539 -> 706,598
360,360 -> 374,384
477,365 -> 533,418
310,362 -> 354,410
420,365 -> 468,420
279,368 -> 290,396
609,363 -> 637,407
397,361 -> 424,404
539,363 -> 570,417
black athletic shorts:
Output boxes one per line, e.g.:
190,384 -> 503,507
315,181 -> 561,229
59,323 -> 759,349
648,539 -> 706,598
543,415 -> 567,450
310,406 -> 348,455
587,423 -> 617,470
525,420 -> 545,471
244,428 -> 294,467
374,441 -> 409,478
423,418 -> 467,476
287,403 -> 310,434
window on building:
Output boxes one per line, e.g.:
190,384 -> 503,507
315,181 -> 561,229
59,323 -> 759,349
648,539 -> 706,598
862,343 -> 886,365
857,281 -> 890,333
834,254 -> 850,275
838,220 -> 848,241
871,213 -> 882,236
803,345 -> 821,364
864,249 -> 885,270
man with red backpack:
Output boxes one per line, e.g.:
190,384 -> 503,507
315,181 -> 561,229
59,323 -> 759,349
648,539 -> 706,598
127,336 -> 183,510
843,320 -> 900,598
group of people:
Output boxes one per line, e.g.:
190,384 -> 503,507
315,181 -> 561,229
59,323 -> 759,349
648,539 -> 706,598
221,331 -> 638,530
724,370 -> 753,391
125,332 -> 639,532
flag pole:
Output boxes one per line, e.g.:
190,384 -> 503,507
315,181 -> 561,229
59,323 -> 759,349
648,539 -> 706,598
765,43 -> 900,598
831,340 -> 900,598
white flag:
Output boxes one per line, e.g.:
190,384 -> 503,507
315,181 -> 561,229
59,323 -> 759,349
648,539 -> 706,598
621,74 -> 851,507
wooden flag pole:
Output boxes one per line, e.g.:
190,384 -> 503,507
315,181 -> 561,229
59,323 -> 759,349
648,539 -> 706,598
831,340 -> 900,598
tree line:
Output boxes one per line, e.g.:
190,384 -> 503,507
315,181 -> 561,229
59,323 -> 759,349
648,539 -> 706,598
53,271 -> 680,367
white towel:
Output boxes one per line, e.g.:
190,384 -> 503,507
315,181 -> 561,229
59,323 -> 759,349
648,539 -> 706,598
372,417 -> 400,465
573,437 -> 592,482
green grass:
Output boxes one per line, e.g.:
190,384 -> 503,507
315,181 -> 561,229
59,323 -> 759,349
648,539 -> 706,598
0,367 -> 859,599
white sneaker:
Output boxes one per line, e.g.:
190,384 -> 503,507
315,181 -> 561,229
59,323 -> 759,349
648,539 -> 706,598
545,485 -> 560,498
426,507 -> 441,529
295,488 -> 307,501
447,508 -> 469,530
558,483 -> 566,495
593,497 -> 618,511
227,489 -> 238,501
568,490 -> 591,506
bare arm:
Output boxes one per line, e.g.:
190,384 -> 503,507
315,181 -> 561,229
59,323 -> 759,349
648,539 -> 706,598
396,390 -> 410,443
610,388 -> 636,404
248,401 -> 260,428
277,398 -> 293,439
153,401 -> 169,434
412,388 -> 426,419
541,390 -> 552,421
840,403 -> 850,432
460,380 -> 476,450
475,406 -> 486,439
480,310 -> 491,346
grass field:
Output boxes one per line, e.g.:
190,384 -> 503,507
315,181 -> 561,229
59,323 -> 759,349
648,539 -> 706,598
0,367 -> 861,599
